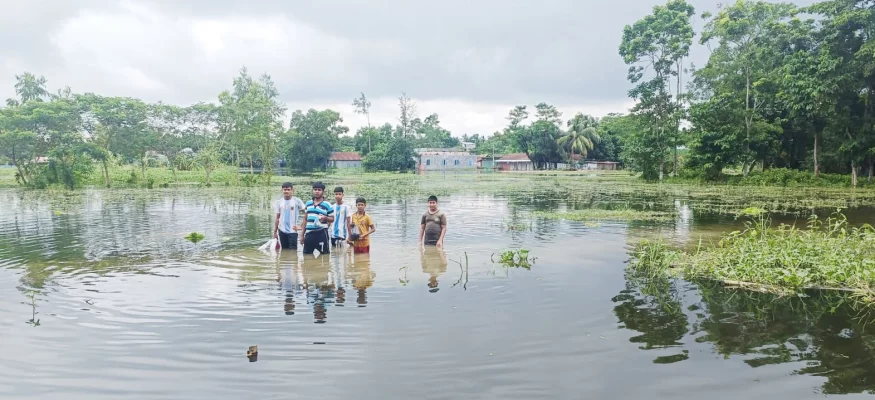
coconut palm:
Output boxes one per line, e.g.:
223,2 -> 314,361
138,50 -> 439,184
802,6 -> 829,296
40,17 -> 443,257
558,113 -> 600,167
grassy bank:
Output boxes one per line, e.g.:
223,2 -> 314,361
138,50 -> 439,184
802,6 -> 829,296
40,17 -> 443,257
666,168 -> 875,188
0,167 -> 16,188
5,165 -> 875,218
629,209 -> 875,302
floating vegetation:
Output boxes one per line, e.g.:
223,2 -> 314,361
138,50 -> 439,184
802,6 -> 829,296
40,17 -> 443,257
534,208 -> 675,222
502,220 -> 533,231
492,249 -> 536,269
185,232 -> 206,243
629,209 -> 875,302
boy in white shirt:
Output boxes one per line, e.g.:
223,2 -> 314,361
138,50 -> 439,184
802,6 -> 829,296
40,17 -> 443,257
329,186 -> 354,248
273,182 -> 306,250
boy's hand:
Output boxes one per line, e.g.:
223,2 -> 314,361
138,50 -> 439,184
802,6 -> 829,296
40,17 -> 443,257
292,226 -> 298,232
299,235 -> 305,245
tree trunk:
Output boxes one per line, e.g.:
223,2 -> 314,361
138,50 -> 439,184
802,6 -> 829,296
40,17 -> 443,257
249,157 -> 254,175
140,156 -> 146,181
102,159 -> 110,188
673,147 -> 678,176
813,132 -> 819,177
11,149 -> 28,186
851,159 -> 858,187
659,158 -> 665,181
868,156 -> 873,183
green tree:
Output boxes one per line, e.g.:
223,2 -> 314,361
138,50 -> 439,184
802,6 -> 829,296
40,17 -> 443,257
619,0 -> 695,180
397,92 -> 417,138
77,94 -> 151,184
804,0 -> 875,186
559,113 -> 601,165
283,109 -> 348,172
217,67 -> 286,175
416,113 -> 460,148
698,0 -> 794,177
13,72 -> 49,104
362,137 -> 416,172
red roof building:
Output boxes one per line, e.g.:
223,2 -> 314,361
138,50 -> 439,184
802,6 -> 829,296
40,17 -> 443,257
327,152 -> 363,168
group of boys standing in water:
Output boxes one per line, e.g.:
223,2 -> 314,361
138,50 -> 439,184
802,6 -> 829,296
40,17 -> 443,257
272,181 -> 448,256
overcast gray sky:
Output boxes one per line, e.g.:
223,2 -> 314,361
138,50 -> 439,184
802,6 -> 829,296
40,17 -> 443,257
0,0 -> 815,136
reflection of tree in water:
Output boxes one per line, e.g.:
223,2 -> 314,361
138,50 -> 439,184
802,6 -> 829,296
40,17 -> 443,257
692,287 -> 875,395
420,247 -> 447,293
611,271 -> 690,364
614,267 -> 875,394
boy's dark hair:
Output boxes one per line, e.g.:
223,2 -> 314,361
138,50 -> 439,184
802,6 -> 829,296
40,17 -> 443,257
428,195 -> 438,202
312,181 -> 325,189
281,182 -> 293,189
334,186 -> 344,193
356,197 -> 366,205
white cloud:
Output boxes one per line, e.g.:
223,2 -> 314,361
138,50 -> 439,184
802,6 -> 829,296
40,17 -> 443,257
3,0 -> 752,135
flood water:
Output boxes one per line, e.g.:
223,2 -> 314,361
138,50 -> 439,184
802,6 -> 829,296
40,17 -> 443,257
1,186 -> 875,399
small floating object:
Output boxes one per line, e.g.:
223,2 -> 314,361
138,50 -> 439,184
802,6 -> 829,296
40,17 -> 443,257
185,232 -> 205,243
247,345 -> 258,362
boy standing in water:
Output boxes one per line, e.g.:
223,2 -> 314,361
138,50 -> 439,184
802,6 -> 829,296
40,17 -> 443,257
419,195 -> 447,248
300,182 -> 335,255
349,197 -> 375,253
273,182 -> 306,250
330,186 -> 354,248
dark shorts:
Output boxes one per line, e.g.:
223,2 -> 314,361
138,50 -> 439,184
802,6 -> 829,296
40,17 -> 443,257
303,229 -> 330,255
423,236 -> 439,246
331,237 -> 346,247
277,231 -> 298,250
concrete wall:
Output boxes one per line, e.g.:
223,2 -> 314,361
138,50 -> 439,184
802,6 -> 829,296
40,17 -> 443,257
497,161 -> 534,171
417,153 -> 478,171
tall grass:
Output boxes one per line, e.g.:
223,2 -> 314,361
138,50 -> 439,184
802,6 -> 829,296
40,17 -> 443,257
630,209 -> 875,301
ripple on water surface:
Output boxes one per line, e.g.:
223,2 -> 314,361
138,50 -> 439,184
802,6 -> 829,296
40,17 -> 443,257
2,189 -> 875,399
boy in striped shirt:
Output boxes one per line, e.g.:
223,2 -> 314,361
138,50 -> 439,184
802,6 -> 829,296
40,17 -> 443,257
273,182 -> 306,250
299,181 -> 335,255
329,186 -> 354,248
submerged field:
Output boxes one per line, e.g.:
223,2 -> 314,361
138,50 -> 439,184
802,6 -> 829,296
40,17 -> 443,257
3,170 -> 875,398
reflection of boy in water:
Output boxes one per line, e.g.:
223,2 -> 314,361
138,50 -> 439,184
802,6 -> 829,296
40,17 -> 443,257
300,255 -> 334,323
349,252 -> 375,306
420,246 -> 448,293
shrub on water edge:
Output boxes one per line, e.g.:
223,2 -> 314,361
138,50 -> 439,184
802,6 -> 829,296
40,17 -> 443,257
630,209 -> 875,300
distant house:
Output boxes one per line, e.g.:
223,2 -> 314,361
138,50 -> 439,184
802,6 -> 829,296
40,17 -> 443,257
415,148 -> 478,171
477,155 -> 498,170
461,141 -> 477,151
328,152 -> 363,169
495,153 -> 534,171
582,160 -> 620,170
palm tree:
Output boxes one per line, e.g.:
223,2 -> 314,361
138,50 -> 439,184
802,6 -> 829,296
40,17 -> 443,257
14,72 -> 49,104
558,113 -> 600,167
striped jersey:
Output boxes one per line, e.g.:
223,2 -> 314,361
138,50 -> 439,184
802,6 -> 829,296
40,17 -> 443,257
274,197 -> 305,233
330,203 -> 354,239
305,198 -> 334,233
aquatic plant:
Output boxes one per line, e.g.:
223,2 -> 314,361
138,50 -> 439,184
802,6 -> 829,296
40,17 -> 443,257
492,249 -> 536,269
630,209 -> 875,301
185,232 -> 206,243
535,208 -> 675,222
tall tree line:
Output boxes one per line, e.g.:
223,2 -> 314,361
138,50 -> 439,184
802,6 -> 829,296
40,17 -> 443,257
619,0 -> 875,186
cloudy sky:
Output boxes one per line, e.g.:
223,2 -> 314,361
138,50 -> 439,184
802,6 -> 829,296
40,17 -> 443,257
0,0 -> 814,136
